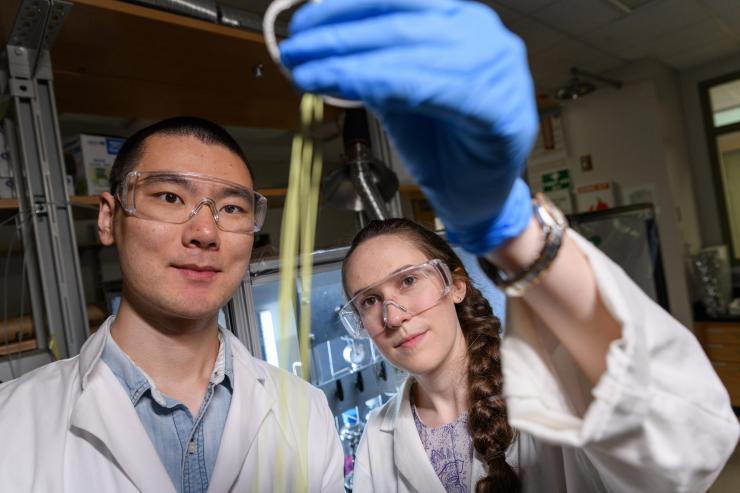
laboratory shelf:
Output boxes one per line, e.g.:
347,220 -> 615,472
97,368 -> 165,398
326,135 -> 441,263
1,0 -> 317,129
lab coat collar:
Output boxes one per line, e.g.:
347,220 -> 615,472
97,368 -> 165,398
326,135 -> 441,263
78,317 -> 111,389
207,329 -> 277,492
379,377 -> 491,492
381,377 -> 447,493
73,317 -> 279,493
71,357 -> 177,492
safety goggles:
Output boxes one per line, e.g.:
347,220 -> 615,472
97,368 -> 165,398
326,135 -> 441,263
339,259 -> 453,339
116,171 -> 267,234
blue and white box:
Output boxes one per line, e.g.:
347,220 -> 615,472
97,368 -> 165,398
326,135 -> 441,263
64,134 -> 125,196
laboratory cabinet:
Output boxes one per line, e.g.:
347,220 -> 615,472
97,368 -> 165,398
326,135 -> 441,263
695,320 -> 740,409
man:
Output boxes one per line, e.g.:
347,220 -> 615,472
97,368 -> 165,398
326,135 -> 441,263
0,117 -> 344,492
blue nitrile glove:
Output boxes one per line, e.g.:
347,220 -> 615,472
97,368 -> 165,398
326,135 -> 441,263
280,0 -> 538,254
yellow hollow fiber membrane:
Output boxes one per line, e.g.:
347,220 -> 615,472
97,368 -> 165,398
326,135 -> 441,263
273,93 -> 324,491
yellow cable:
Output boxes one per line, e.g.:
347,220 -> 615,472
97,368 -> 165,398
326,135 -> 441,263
276,93 -> 323,492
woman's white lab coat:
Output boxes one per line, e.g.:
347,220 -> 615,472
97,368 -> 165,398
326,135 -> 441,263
0,319 -> 344,492
353,232 -> 740,493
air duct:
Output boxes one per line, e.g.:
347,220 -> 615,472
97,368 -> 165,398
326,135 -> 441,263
322,109 -> 399,221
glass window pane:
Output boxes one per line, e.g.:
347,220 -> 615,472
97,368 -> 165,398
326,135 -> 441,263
710,79 -> 740,128
717,131 -> 740,259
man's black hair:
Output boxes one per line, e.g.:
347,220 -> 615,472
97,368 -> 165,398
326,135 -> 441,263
109,116 -> 254,194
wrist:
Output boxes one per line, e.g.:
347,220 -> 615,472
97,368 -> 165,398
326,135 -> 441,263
478,193 -> 568,297
484,217 -> 544,276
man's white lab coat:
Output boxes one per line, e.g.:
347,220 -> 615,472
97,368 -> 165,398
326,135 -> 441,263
353,232 -> 740,493
0,320 -> 344,492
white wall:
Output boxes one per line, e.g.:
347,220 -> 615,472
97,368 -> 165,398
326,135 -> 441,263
533,60 -> 697,328
680,53 -> 740,251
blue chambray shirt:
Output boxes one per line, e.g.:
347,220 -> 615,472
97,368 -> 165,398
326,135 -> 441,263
101,328 -> 234,493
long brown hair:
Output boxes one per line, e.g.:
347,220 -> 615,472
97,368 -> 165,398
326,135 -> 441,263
342,218 -> 520,493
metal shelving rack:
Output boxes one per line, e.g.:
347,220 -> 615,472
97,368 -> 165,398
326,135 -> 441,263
0,0 -> 87,379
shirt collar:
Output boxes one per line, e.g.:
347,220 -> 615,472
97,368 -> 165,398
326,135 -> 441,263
213,328 -> 234,391
101,325 -> 234,407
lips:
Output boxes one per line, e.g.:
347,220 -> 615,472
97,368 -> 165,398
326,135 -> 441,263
394,331 -> 427,349
173,263 -> 221,281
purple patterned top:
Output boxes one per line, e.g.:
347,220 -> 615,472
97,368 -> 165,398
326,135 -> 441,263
412,402 -> 473,493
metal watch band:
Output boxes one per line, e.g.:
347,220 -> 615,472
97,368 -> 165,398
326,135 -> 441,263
477,193 -> 567,297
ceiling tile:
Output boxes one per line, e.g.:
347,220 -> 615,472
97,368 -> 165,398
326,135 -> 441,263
479,1 -> 525,27
702,0 -> 740,19
646,18 -> 728,60
528,37 -> 624,91
507,17 -> 570,54
487,0 -> 560,15
584,0 -> 710,58
533,0 -> 624,36
663,36 -> 740,70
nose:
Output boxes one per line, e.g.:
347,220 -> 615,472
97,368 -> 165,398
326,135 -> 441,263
382,299 -> 410,329
183,200 -> 220,249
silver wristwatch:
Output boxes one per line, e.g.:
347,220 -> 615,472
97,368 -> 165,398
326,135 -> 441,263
477,193 -> 568,297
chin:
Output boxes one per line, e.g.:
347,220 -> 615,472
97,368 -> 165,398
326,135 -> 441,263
388,352 -> 441,376
161,297 -> 224,321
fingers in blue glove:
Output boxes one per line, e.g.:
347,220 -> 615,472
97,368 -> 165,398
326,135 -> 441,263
288,0 -> 457,35
281,10 -> 452,69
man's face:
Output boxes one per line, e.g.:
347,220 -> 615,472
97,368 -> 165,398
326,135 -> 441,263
98,135 -> 255,321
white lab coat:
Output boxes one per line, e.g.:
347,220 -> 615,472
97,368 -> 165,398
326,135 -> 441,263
0,319 -> 344,492
353,231 -> 740,493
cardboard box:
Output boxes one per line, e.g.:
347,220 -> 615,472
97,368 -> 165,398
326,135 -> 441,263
576,182 -> 616,212
64,134 -> 125,196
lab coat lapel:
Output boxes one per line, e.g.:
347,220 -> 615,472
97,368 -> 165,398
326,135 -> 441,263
389,379 -> 446,493
70,361 -> 176,493
208,344 -> 275,492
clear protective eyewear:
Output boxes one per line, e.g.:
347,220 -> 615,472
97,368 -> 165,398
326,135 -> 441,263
339,259 -> 453,339
116,171 -> 267,234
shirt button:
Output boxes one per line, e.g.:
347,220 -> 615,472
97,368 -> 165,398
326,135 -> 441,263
188,441 -> 197,454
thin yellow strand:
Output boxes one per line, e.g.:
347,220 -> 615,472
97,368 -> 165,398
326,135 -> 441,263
275,93 -> 323,492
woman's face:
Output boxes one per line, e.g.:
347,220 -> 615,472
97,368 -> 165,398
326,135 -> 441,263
343,234 -> 466,376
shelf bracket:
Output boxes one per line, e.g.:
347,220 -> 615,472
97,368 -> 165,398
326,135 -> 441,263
6,0 -> 72,79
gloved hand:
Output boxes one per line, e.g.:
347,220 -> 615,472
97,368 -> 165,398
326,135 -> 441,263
280,0 -> 538,254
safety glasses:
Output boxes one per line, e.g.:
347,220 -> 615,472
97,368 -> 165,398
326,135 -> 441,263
116,171 -> 267,233
339,259 -> 453,339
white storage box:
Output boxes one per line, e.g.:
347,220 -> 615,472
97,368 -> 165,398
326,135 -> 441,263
64,134 -> 125,196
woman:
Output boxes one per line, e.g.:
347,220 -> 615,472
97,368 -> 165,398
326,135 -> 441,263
339,217 -> 738,493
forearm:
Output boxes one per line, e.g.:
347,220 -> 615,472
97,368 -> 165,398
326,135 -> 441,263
486,217 -> 622,385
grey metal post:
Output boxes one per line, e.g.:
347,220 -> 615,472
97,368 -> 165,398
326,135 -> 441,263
366,112 -> 404,219
227,276 -> 264,360
1,0 -> 89,360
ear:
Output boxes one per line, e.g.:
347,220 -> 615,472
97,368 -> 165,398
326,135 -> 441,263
98,192 -> 117,246
451,274 -> 467,304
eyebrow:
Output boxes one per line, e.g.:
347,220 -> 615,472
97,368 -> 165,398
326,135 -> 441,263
350,264 -> 414,298
212,185 -> 252,200
143,175 -> 252,199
